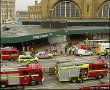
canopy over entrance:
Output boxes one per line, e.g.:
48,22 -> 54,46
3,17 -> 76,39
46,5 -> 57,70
1,28 -> 109,44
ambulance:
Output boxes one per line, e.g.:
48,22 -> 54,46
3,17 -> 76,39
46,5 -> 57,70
96,43 -> 110,55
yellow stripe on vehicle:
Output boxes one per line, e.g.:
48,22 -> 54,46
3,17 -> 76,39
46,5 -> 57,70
2,55 -> 10,56
89,69 -> 108,72
59,79 -> 69,81
1,74 -> 39,78
31,74 -> 39,76
1,77 -> 7,78
69,75 -> 78,77
2,54 -> 18,56
11,54 -> 19,56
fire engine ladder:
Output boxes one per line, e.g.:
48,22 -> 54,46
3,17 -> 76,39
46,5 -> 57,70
1,63 -> 28,71
56,57 -> 99,67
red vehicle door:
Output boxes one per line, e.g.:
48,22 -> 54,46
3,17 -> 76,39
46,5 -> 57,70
20,70 -> 31,85
2,51 -> 11,60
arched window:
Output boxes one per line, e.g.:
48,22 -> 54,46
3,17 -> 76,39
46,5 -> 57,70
52,0 -> 80,17
97,1 -> 110,18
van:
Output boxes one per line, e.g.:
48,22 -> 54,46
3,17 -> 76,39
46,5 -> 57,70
75,49 -> 93,56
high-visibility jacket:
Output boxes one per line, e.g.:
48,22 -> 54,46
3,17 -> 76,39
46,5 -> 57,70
72,48 -> 75,51
68,47 -> 71,51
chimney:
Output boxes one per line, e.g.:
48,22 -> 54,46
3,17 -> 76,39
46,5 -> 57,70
35,0 -> 38,5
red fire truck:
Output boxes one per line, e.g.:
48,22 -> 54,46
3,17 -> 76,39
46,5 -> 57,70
0,63 -> 44,88
1,47 -> 19,61
55,57 -> 108,82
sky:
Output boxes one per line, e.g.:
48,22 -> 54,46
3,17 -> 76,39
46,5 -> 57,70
16,0 -> 42,11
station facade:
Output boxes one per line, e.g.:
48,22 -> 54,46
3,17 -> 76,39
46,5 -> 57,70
28,0 -> 110,20
41,0 -> 109,19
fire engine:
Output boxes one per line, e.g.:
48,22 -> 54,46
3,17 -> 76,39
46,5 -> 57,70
0,63 -> 44,88
1,47 -> 19,61
55,57 -> 108,83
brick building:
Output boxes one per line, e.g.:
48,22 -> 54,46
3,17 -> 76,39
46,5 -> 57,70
28,0 -> 42,20
1,0 -> 16,23
16,11 -> 28,20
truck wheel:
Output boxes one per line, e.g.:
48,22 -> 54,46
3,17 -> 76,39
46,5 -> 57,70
71,77 -> 77,83
20,61 -> 23,63
89,54 -> 92,56
1,82 -> 7,88
97,74 -> 103,79
37,57 -> 40,59
30,80 -> 37,86
48,56 -> 52,59
34,60 -> 38,63
79,54 -> 82,56
9,57 -> 15,62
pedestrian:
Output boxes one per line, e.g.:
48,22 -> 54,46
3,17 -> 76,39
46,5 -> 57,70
72,46 -> 75,55
79,71 -> 84,83
65,45 -> 67,53
98,53 -> 102,59
104,50 -> 108,58
68,47 -> 72,55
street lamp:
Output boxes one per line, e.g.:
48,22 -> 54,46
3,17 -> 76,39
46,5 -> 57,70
49,9 -> 53,52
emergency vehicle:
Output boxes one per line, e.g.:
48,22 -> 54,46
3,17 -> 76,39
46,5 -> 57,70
96,43 -> 110,55
55,57 -> 108,83
18,55 -> 38,63
0,63 -> 44,88
1,47 -> 19,61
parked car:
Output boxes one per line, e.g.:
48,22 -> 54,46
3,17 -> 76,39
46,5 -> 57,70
75,49 -> 93,56
18,55 -> 38,63
35,52 -> 53,59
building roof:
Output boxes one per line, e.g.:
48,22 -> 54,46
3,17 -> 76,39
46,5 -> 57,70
1,24 -> 109,44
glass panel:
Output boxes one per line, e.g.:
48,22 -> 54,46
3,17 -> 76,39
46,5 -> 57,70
52,0 -> 80,17
61,2 -> 65,17
68,2 -> 70,17
35,70 -> 41,74
23,71 -> 29,75
98,1 -> 110,18
92,66 -> 97,70
56,3 -> 60,17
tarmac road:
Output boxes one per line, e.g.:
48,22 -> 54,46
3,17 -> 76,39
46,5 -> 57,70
1,55 -> 110,90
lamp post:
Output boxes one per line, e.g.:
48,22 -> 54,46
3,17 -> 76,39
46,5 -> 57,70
49,9 -> 53,52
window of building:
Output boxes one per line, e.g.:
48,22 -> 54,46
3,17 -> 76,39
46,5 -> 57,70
97,1 -> 110,18
52,0 -> 80,17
